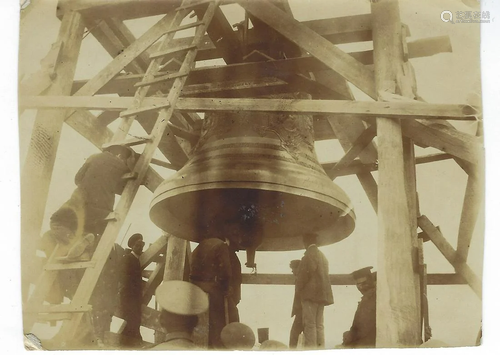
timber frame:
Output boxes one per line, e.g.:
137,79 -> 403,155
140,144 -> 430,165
19,0 -> 483,348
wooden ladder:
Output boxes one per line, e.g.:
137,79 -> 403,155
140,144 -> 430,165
23,0 -> 221,345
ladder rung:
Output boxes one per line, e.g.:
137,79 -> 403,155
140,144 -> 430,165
176,0 -> 214,11
135,71 -> 190,88
166,21 -> 205,34
44,260 -> 96,271
37,313 -> 72,322
150,158 -> 178,170
120,103 -> 171,117
122,171 -> 139,180
104,212 -> 118,221
102,136 -> 152,149
150,44 -> 198,59
25,304 -> 92,314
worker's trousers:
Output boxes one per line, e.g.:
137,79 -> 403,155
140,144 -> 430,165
301,300 -> 325,349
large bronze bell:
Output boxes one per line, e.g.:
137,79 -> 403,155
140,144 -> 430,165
150,93 -> 355,251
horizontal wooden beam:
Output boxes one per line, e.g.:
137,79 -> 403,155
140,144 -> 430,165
71,35 -> 453,97
241,273 -> 467,286
240,0 -> 377,98
321,153 -> 453,177
417,215 -> 482,298
57,0 -> 182,20
20,96 -> 478,121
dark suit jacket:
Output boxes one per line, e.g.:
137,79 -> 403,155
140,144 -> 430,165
190,238 -> 232,293
74,151 -> 130,212
296,245 -> 333,305
345,287 -> 376,347
120,251 -> 143,321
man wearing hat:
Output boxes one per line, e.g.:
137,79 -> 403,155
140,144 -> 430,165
295,233 -> 333,349
342,266 -> 377,348
152,280 -> 209,350
119,233 -> 145,348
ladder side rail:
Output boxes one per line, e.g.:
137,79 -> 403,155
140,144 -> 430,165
57,1 -> 221,340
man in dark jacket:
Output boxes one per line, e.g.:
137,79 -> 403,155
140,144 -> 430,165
190,238 -> 233,349
119,233 -> 145,348
40,144 -> 136,262
342,267 -> 376,348
295,233 -> 333,349
55,144 -> 136,238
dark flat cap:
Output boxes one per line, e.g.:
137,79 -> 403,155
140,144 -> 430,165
351,266 -> 374,281
127,233 -> 143,248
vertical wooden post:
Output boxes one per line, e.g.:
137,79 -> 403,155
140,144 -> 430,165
371,0 -> 421,347
163,236 -> 188,281
20,11 -> 85,301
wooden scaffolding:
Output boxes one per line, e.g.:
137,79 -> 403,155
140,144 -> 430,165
19,0 -> 483,348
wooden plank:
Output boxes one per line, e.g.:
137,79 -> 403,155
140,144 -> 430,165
57,0 -> 181,21
85,18 -> 146,74
240,0 -> 377,98
142,262 -> 165,306
194,5 -> 242,64
72,13 -> 176,99
182,77 -> 290,98
167,122 -> 201,144
322,153 -> 452,176
417,215 -> 482,298
314,67 -> 379,212
105,18 -> 151,71
372,0 -> 421,347
21,12 -> 85,305
71,35 -> 454,96
25,304 -> 92,314
140,235 -> 168,270
163,236 -> 188,281
82,16 -> 191,170
114,305 -> 163,333
21,96 -> 478,120
240,273 -> 468,286
325,125 -> 376,179
96,110 -> 120,126
401,120 -> 482,164
456,174 -> 483,263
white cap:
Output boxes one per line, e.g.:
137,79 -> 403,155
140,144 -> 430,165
155,281 -> 209,315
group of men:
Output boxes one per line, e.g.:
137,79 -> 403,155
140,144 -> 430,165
37,142 -> 377,349
288,234 -> 377,349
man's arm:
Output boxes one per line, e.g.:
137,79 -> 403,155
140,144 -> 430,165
295,254 -> 311,292
74,154 -> 96,186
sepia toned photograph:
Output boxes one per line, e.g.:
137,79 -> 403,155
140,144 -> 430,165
18,0 -> 488,351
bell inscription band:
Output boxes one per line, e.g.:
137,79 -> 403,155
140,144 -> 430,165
150,93 -> 355,251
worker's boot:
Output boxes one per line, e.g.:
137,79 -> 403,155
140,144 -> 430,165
57,233 -> 95,263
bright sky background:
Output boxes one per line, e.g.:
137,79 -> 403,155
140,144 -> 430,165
4,0 -> 500,354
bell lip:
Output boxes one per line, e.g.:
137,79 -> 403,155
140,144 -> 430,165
149,182 -> 356,251
150,181 -> 355,219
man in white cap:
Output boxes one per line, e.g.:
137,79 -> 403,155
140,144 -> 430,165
152,280 -> 209,350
